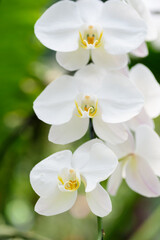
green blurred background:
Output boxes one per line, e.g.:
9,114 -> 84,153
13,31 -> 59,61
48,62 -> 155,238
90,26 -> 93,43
0,0 -> 160,239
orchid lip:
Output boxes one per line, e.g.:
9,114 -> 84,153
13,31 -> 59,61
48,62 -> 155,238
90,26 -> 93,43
79,25 -> 103,49
58,168 -> 81,192
75,94 -> 98,119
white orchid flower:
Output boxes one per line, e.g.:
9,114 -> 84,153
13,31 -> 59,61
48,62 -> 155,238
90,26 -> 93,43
107,125 -> 160,197
30,139 -> 118,217
34,0 -> 147,71
127,64 -> 160,131
124,0 -> 158,57
33,64 -> 144,145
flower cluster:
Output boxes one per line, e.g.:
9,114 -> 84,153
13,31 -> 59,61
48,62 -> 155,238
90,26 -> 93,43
30,0 -> 160,223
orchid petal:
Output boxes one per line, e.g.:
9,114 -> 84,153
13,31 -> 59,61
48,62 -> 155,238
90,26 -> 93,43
145,0 -> 160,12
30,150 -> 72,197
127,108 -> 155,131
35,1 -> 83,52
135,125 -> 160,177
72,139 -> 103,170
131,42 -> 148,57
97,72 -> 144,123
49,113 -> 89,145
125,155 -> 160,197
35,187 -> 77,216
33,75 -> 78,125
107,161 -> 124,196
86,184 -> 112,217
79,143 -> 118,192
126,0 -> 158,41
93,116 -> 128,144
77,0 -> 103,23
98,0 -> 147,54
56,48 -> 90,71
130,64 -> 160,118
75,64 -> 104,94
92,48 -> 128,70
107,131 -> 135,159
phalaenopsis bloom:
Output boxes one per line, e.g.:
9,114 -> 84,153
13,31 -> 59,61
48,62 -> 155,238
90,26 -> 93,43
34,0 -> 147,70
33,64 -> 144,145
107,125 -> 160,197
30,139 -> 118,217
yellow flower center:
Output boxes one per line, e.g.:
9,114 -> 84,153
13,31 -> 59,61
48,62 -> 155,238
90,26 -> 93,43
75,95 -> 98,118
79,25 -> 103,49
58,168 -> 80,192
64,180 -> 79,191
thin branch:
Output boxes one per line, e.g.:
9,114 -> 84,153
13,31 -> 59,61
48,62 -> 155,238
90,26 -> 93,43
97,217 -> 104,240
89,120 -> 104,240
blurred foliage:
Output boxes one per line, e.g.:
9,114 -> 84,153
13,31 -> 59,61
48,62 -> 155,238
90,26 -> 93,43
0,225 -> 50,240
0,0 -> 160,239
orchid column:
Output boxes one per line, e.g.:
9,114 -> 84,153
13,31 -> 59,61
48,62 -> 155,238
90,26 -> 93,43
29,0 -> 160,239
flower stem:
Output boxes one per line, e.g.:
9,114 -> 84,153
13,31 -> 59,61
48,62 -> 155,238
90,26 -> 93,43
89,119 -> 104,240
97,217 -> 104,240
89,119 -> 96,139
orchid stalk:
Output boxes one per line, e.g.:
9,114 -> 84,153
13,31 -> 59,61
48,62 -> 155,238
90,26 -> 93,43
89,119 -> 104,240
97,216 -> 104,240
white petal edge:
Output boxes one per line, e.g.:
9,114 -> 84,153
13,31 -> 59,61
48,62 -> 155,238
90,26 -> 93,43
80,142 -> 118,192
98,0 -> 147,54
72,138 -> 103,170
35,1 -> 83,52
125,155 -> 160,197
130,64 -> 160,118
107,161 -> 124,196
33,75 -> 78,125
126,0 -> 158,41
107,130 -> 135,159
93,116 -> 128,145
91,48 -> 128,70
30,150 -> 72,197
86,184 -> 112,217
131,42 -> 148,57
97,72 -> 144,123
135,125 -> 160,176
49,113 -> 89,145
35,187 -> 77,216
75,64 -> 105,95
56,48 -> 90,71
127,108 -> 155,131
